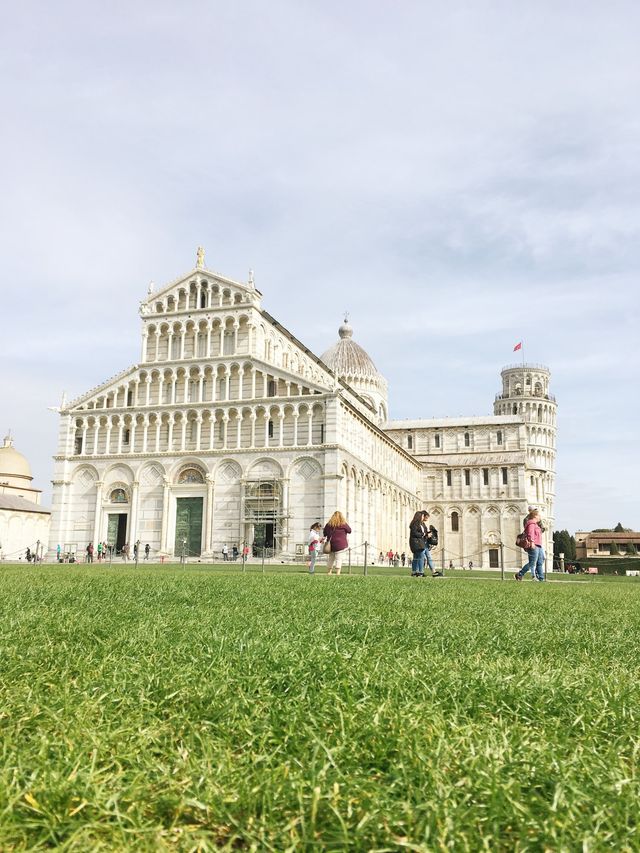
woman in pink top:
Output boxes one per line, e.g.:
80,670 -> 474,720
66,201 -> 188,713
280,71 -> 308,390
515,509 -> 545,581
323,511 -> 352,575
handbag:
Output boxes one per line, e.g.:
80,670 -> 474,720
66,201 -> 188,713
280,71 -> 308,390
515,532 -> 533,550
322,537 -> 332,554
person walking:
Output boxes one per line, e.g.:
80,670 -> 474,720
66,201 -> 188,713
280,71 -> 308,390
86,542 -> 94,563
222,543 -> 229,561
144,543 -> 150,560
515,509 -> 546,582
323,511 -> 351,575
423,513 -> 442,576
307,522 -> 323,574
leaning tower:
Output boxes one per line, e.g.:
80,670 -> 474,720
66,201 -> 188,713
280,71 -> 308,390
494,364 -> 557,547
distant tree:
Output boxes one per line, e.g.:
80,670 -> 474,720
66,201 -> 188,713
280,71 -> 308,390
592,528 -> 612,533
626,543 -> 638,556
553,530 -> 574,560
614,522 -> 625,533
610,541 -> 620,556
569,535 -> 577,561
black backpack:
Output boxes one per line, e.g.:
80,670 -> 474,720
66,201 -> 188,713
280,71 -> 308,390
428,525 -> 438,547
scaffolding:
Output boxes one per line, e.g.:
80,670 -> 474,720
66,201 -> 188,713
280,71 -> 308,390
242,479 -> 290,557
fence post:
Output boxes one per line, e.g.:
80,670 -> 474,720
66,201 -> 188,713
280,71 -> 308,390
500,542 -> 505,581
348,548 -> 351,575
364,541 -> 368,576
261,546 -> 265,574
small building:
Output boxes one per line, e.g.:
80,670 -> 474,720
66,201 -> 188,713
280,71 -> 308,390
0,433 -> 51,561
575,531 -> 640,559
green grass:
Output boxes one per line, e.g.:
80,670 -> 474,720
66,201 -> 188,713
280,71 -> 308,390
1,565 -> 639,851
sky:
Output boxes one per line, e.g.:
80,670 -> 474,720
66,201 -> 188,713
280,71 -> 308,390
1,1 -> 639,534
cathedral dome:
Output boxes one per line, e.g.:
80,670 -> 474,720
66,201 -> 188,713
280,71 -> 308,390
320,320 -> 381,380
320,319 -> 388,424
0,434 -> 33,482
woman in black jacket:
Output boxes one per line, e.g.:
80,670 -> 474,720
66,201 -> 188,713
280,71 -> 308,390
409,510 -> 427,577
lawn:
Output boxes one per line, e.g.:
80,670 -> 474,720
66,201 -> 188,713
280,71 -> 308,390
0,564 -> 638,850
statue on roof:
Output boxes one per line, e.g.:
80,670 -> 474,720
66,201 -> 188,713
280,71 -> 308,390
196,246 -> 205,269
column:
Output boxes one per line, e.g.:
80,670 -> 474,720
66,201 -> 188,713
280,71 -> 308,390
206,323 -> 212,357
221,414 -> 229,450
93,421 -> 100,455
160,478 -> 170,554
250,412 -> 257,448
180,416 -> 187,451
205,475 -> 214,554
293,411 -> 299,446
281,478 -> 290,552
81,422 -> 88,456
225,370 -> 231,401
155,418 -> 161,452
171,376 -> 177,405
154,330 -> 161,362
252,369 -> 257,399
142,417 -> 149,453
167,416 -> 174,451
263,413 -> 270,447
117,418 -> 124,454
129,480 -> 140,545
238,367 -> 244,401
209,415 -> 216,450
145,378 -> 151,406
134,379 -> 141,406
105,419 -> 113,455
307,410 -> 313,446
92,481 -> 103,546
158,375 -> 165,406
167,332 -> 173,361
236,414 -> 242,448
129,420 -> 136,453
196,414 -> 203,450
179,330 -> 186,359
278,412 -> 285,447
198,373 -> 204,403
142,334 -> 148,363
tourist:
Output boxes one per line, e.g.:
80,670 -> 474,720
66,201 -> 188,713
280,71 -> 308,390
378,551 -> 384,564
449,560 -> 454,570
514,509 -> 545,582
56,543 -> 61,563
122,542 -> 129,562
468,561 -> 473,570
86,542 -> 94,563
26,547 -> 32,563
400,552 -> 406,567
387,549 -> 394,566
323,511 -> 351,575
222,543 -> 229,561
409,510 -> 427,577
144,543 -> 150,560
242,544 -> 249,563
232,544 -> 239,561
307,522 -> 323,574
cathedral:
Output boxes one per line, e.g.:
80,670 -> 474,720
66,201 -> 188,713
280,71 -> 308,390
49,251 -> 556,568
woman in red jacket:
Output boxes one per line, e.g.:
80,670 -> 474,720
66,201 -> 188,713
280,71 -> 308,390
515,509 -> 545,581
323,511 -> 352,575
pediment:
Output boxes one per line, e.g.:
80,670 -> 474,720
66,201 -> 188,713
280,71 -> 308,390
141,267 -> 260,317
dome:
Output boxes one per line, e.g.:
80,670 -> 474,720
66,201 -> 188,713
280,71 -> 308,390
0,434 -> 32,482
320,320 -> 381,380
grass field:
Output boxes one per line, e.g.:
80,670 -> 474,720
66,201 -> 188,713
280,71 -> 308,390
1,564 -> 639,851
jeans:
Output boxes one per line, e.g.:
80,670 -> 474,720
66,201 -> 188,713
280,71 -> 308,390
424,546 -> 434,572
309,549 -> 317,573
411,549 -> 425,574
519,546 -> 545,581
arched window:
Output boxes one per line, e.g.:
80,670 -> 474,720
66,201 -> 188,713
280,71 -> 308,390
407,434 -> 413,449
464,432 -> 470,447
451,511 -> 459,532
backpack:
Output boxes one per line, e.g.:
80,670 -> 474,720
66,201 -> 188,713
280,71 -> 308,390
428,525 -> 438,547
516,531 -> 533,550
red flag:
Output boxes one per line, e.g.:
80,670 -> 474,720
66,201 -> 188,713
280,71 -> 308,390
513,342 -> 522,351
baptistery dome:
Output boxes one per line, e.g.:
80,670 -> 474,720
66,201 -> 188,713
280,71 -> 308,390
320,319 -> 388,423
0,434 -> 33,486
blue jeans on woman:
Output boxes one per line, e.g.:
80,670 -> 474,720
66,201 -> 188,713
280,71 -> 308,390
411,549 -> 425,575
424,546 -> 434,573
518,546 -> 545,581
